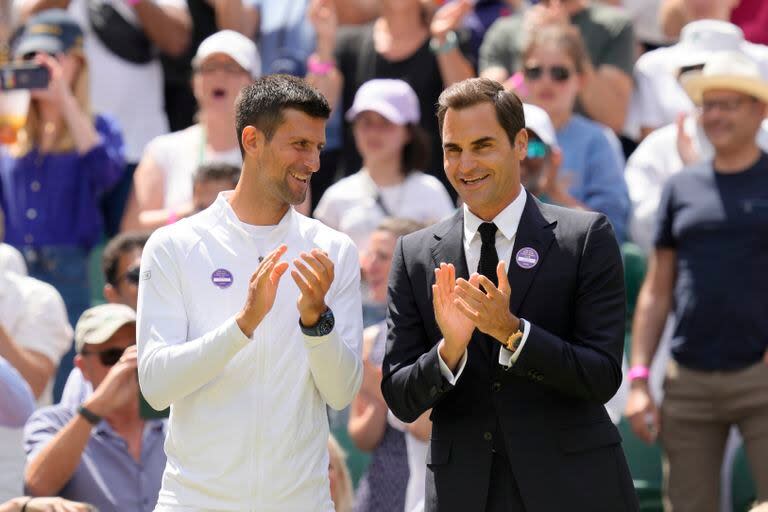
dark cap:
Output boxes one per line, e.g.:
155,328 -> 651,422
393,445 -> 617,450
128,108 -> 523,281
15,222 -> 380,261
13,9 -> 84,58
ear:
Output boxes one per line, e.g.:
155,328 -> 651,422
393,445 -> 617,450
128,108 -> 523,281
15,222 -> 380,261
74,354 -> 87,377
241,125 -> 265,159
514,128 -> 529,161
103,284 -> 119,303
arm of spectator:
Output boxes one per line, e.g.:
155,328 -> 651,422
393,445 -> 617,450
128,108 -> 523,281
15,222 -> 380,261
347,359 -> 387,451
207,0 -> 257,34
306,0 -> 344,112
132,1 -> 191,57
120,153 -> 180,232
80,116 -> 126,197
659,0 -> 687,40
407,409 -> 432,443
0,357 -> 35,428
430,0 -> 476,87
0,326 -> 56,400
333,0 -> 379,25
24,409 -> 92,497
0,497 -> 93,512
579,62 -> 633,134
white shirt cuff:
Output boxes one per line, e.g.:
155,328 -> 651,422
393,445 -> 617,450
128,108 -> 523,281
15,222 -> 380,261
437,340 -> 467,385
499,319 -> 530,368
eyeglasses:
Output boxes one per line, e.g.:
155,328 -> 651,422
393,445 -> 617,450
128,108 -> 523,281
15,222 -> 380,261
115,266 -> 140,286
526,140 -> 550,159
80,347 -> 126,366
193,62 -> 248,75
523,65 -> 572,82
700,96 -> 757,114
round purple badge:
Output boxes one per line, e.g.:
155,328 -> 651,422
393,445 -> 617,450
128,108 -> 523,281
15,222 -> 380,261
211,268 -> 234,289
515,247 -> 539,269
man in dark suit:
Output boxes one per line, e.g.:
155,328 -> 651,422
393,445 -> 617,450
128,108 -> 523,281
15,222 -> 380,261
381,78 -> 638,512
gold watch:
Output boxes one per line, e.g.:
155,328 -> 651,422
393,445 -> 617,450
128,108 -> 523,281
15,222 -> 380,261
502,321 -> 525,352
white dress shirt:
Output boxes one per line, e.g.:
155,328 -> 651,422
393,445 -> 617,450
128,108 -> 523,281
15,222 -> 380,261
437,189 -> 531,383
137,192 -> 363,511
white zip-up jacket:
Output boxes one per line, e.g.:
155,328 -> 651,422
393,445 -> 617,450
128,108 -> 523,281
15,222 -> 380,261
136,193 -> 363,511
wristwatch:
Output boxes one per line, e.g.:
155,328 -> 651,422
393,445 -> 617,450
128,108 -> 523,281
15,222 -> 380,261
300,308 -> 335,336
77,404 -> 102,425
429,30 -> 459,55
502,319 -> 526,352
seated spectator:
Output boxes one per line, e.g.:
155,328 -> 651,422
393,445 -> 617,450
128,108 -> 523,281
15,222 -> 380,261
24,304 -> 166,511
306,0 -> 475,192
519,24 -> 629,241
328,435 -> 353,512
18,0 -> 191,236
348,218 -> 424,512
0,358 -> 35,429
1,10 -> 125,400
191,162 -> 240,212
628,19 -> 768,140
480,0 -> 634,132
122,30 -> 257,232
0,496 -> 93,512
0,207 -> 72,503
60,231 -> 150,407
314,79 -> 454,252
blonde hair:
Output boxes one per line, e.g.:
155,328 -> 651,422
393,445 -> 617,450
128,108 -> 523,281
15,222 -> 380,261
521,23 -> 589,74
328,435 -> 353,512
14,51 -> 91,156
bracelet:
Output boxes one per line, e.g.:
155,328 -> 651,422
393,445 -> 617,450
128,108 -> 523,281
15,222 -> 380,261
77,404 -> 102,425
307,55 -> 334,75
20,497 -> 33,512
429,30 -> 459,55
628,365 -> 650,381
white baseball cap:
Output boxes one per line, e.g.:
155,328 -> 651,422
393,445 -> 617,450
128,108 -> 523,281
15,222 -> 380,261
675,20 -> 745,69
345,79 -> 421,125
193,30 -> 261,78
75,304 -> 136,353
523,103 -> 559,149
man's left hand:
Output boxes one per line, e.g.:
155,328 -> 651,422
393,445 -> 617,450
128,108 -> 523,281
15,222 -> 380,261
292,249 -> 335,327
454,261 -> 520,344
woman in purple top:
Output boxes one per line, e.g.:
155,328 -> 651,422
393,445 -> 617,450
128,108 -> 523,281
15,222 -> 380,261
0,10 -> 125,398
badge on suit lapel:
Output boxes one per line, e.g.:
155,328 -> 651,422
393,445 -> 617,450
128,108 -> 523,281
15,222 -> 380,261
515,247 -> 539,269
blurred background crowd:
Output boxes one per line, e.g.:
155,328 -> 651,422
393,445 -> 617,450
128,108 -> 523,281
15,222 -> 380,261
0,0 -> 767,510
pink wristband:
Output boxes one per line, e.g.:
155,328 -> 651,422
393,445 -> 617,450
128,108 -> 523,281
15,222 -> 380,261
307,55 -> 334,75
627,365 -> 650,381
166,210 -> 179,225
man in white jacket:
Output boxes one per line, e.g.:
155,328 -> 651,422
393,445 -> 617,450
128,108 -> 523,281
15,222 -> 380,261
136,74 -> 363,511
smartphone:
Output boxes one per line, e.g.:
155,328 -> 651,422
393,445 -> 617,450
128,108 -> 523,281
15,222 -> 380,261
0,63 -> 50,91
139,390 -> 170,419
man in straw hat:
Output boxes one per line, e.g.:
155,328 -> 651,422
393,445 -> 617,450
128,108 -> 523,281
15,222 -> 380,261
626,50 -> 768,512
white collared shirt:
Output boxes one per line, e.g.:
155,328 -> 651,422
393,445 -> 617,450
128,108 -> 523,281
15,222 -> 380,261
136,192 -> 363,511
438,189 -> 532,383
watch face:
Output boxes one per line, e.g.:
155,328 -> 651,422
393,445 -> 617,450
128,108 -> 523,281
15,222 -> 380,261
318,316 -> 334,336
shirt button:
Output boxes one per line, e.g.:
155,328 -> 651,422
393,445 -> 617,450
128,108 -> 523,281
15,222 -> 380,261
26,208 -> 37,220
30,181 -> 41,192
24,234 -> 34,244
492,381 -> 501,392
483,431 -> 493,441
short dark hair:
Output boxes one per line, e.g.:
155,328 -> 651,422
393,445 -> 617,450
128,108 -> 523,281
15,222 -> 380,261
193,162 -> 241,187
402,124 -> 431,173
235,74 -> 331,155
102,231 -> 149,286
436,78 -> 525,147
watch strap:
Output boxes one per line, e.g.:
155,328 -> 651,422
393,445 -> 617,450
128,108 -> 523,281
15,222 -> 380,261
77,405 -> 102,425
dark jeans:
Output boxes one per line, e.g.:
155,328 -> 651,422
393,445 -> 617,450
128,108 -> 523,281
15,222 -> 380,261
23,245 -> 91,402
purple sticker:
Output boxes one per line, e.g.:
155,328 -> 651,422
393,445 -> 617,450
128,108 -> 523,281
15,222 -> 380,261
211,268 -> 234,288
515,247 -> 539,269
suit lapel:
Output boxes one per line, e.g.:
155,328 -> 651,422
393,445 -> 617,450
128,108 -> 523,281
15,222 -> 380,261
507,193 -> 557,315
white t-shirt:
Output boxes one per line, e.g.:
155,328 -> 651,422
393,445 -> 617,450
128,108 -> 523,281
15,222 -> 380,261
0,244 -> 27,276
620,0 -> 673,46
626,117 -> 768,253
61,0 -> 187,162
0,271 -> 73,502
143,124 -> 243,210
314,170 -> 455,251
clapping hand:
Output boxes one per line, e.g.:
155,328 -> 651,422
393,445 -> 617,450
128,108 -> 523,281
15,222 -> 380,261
453,261 -> 520,344
433,263 -> 475,370
291,249 -> 335,327
236,245 -> 290,337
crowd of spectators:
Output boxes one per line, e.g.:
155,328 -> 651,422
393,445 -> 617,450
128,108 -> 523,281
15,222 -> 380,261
1,0 -> 768,511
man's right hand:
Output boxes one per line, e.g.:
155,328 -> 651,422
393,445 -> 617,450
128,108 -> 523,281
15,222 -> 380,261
433,263 -> 474,372
625,382 -> 661,444
236,245 -> 290,338
84,346 -> 139,418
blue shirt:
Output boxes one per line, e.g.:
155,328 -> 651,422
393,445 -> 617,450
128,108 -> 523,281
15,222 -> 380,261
0,114 -> 125,250
24,405 -> 166,512
556,114 -> 629,242
0,356 -> 35,429
655,153 -> 768,371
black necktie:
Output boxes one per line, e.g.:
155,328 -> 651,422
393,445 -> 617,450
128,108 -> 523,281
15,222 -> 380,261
478,222 -> 499,288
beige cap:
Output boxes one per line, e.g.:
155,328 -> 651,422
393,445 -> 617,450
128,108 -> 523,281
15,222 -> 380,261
682,51 -> 768,105
75,304 -> 136,353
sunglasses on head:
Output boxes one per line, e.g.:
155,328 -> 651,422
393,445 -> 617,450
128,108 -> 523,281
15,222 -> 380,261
80,346 -> 126,366
523,65 -> 572,82
526,140 -> 550,159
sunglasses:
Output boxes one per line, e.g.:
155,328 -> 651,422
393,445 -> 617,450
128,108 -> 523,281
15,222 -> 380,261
116,266 -> 141,286
80,347 -> 126,366
523,65 -> 572,82
526,140 -> 550,159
